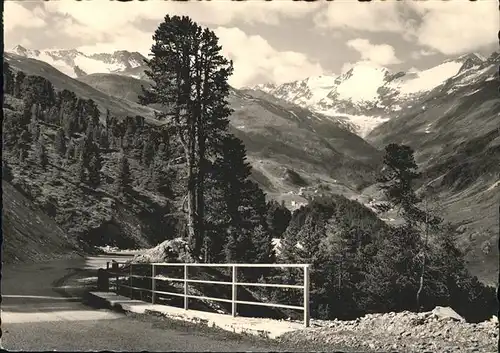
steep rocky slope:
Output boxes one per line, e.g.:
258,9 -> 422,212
2,180 -> 84,264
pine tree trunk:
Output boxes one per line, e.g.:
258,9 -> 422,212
416,255 -> 426,311
416,200 -> 429,312
178,43 -> 198,261
194,53 -> 206,261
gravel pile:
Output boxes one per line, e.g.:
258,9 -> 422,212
280,307 -> 498,352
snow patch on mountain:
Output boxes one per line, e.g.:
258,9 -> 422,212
252,54 -> 488,136
390,61 -> 463,95
36,51 -> 76,77
303,76 -> 338,104
336,64 -> 389,103
320,111 -> 390,138
8,45 -> 146,78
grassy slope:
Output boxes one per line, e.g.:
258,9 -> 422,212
366,61 -> 500,284
77,73 -> 152,104
5,53 -> 157,123
2,180 -> 84,264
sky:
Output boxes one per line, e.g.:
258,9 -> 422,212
4,0 -> 499,88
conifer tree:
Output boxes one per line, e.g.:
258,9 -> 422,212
141,138 -> 155,167
62,110 -> 77,137
99,129 -> 110,149
115,152 -> 132,196
378,144 -> 443,311
3,62 -> 15,95
17,130 -> 31,164
35,134 -> 49,170
18,148 -> 28,164
76,156 -> 86,183
88,155 -> 102,187
224,228 -> 239,263
210,136 -> 273,263
377,144 -> 422,225
105,109 -> 111,131
14,71 -> 26,98
78,131 -> 102,187
54,129 -> 67,157
65,142 -> 75,164
266,200 -> 292,238
2,160 -> 14,182
140,15 -> 234,259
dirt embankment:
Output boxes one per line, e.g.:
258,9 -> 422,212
2,180 -> 83,264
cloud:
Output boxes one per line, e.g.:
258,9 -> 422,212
4,2 -> 323,87
215,27 -> 324,88
316,1 -> 498,55
43,0 -> 319,30
314,2 -> 409,33
346,39 -> 401,66
409,48 -> 437,60
4,2 -> 46,32
408,1 -> 499,55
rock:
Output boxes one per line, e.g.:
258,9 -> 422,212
131,238 -> 193,263
431,306 -> 465,322
410,317 -> 426,326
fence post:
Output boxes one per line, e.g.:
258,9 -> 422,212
113,262 -> 119,293
152,264 -> 156,304
106,262 -> 110,292
184,265 -> 188,310
129,264 -> 133,298
303,265 -> 310,328
232,265 -> 237,317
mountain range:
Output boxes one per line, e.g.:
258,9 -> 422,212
4,46 -> 499,284
252,53 -> 490,137
10,45 -> 148,79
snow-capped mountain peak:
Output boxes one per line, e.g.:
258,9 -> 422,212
250,53 -> 495,137
8,45 -> 147,79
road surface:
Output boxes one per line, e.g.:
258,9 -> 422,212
1,255 -> 289,351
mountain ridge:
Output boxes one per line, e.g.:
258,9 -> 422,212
9,45 -> 148,79
251,52 -> 490,137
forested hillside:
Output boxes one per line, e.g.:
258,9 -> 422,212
2,53 -> 274,264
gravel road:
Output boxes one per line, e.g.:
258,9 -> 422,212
0,255 -> 300,351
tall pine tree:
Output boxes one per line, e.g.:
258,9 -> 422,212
54,128 -> 67,157
34,134 -> 49,170
115,152 -> 132,196
140,16 -> 233,259
3,62 -> 15,95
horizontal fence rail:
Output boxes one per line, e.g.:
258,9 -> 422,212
105,261 -> 311,327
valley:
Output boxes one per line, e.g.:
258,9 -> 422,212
3,45 -> 499,285
2,43 -> 500,281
